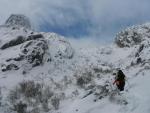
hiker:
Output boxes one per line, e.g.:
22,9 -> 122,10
113,69 -> 125,91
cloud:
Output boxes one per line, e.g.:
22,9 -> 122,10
0,0 -> 150,42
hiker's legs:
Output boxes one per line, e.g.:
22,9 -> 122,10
117,82 -> 125,91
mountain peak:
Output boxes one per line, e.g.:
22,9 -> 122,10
5,14 -> 31,29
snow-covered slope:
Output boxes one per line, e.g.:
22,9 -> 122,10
0,15 -> 150,113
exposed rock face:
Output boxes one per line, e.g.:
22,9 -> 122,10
1,63 -> 19,72
20,39 -> 49,67
1,36 -> 25,50
5,14 -> 31,29
0,34 -> 49,72
0,34 -> 44,50
115,23 -> 150,47
0,32 -> 74,72
132,40 -> 150,66
0,15 -> 74,72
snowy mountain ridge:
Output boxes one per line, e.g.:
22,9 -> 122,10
0,15 -> 150,113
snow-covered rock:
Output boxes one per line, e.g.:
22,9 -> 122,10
115,23 -> 150,47
5,14 -> 31,29
44,33 -> 74,59
0,15 -> 74,73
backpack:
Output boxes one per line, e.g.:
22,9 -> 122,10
116,70 -> 125,81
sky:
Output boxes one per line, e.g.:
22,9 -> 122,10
0,0 -> 150,43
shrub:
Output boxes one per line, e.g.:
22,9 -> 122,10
19,80 -> 42,98
13,101 -> 27,113
51,96 -> 60,110
75,69 -> 94,88
76,75 -> 92,88
8,80 -> 62,113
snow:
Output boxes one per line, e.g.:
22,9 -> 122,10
127,71 -> 150,113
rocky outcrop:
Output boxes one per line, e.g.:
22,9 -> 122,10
115,23 -> 150,47
46,33 -> 74,59
5,14 -> 31,29
1,34 -> 44,50
131,40 -> 150,66
1,36 -> 25,50
0,33 -> 50,71
1,63 -> 19,72
20,39 -> 49,67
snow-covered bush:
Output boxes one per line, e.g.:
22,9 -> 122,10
92,65 -> 112,74
19,80 -> 42,98
51,96 -> 60,110
93,83 -> 110,100
13,101 -> 27,113
74,68 -> 94,89
8,80 -> 61,113
76,75 -> 92,88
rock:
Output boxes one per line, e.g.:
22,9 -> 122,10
6,55 -> 24,62
1,64 -> 19,72
1,36 -> 25,49
26,34 -> 44,41
5,14 -> 31,29
47,34 -> 74,59
115,23 -> 150,47
20,39 -> 49,67
1,34 -> 44,50
0,15 -> 74,73
133,41 -> 150,66
1,37 -> 50,72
